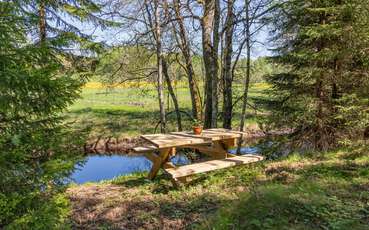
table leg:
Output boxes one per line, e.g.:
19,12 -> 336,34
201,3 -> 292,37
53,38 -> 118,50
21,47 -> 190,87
148,148 -> 171,180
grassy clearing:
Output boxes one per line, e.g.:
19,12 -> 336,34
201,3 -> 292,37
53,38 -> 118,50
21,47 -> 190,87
67,144 -> 369,229
65,82 -> 269,138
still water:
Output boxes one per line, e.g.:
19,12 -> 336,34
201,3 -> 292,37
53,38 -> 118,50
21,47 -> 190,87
70,146 -> 259,184
70,154 -> 189,184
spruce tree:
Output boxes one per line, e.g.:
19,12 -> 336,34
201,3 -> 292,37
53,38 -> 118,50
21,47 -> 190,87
265,0 -> 369,150
0,1 -> 86,227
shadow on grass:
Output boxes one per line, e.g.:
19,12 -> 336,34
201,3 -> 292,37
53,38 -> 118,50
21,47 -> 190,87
208,154 -> 369,230
267,160 -> 369,183
69,186 -> 224,229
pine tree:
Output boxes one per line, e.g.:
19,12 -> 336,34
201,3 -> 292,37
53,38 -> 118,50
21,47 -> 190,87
265,0 -> 369,150
0,1 -> 86,227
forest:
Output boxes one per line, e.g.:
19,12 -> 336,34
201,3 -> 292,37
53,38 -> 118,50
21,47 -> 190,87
1,0 -> 369,229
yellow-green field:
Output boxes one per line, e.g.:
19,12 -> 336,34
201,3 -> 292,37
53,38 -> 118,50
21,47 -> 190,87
66,82 -> 270,138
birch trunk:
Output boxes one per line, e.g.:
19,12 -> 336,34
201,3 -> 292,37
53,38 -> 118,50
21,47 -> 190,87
154,0 -> 166,133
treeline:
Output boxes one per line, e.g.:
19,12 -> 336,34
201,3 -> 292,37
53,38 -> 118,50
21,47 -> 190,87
92,0 -> 275,132
101,0 -> 368,150
95,46 -> 275,85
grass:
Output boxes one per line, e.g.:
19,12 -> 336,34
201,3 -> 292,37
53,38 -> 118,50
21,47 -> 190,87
204,145 -> 369,230
67,144 -> 369,229
65,82 -> 269,138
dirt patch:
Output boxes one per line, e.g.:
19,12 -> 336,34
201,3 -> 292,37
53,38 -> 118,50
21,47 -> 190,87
67,183 -> 220,229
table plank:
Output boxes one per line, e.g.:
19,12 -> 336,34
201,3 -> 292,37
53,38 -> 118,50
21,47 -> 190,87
172,128 -> 242,141
141,133 -> 212,148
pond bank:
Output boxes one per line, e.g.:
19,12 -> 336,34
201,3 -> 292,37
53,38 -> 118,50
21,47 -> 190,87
82,128 -> 275,154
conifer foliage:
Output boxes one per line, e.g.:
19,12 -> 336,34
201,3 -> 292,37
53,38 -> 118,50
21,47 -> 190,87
265,0 -> 369,150
0,1 -> 86,227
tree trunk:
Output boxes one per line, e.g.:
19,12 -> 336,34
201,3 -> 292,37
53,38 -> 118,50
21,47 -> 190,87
153,0 -> 166,133
222,0 -> 234,129
173,0 -> 202,121
202,0 -> 220,128
162,58 -> 182,131
211,0 -> 220,128
236,0 -> 251,155
314,16 -> 327,150
39,0 -> 46,43
315,79 -> 324,150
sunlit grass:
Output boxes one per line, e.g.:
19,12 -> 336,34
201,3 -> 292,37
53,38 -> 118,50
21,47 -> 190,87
66,82 -> 270,137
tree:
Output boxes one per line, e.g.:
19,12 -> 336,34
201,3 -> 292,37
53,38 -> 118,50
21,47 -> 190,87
201,0 -> 220,128
0,1 -> 85,227
25,0 -> 111,51
171,0 -> 202,121
221,0 -> 235,129
266,0 -> 369,150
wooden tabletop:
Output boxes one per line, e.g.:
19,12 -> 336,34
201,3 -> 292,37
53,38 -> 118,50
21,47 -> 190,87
141,128 -> 246,149
172,128 -> 244,141
141,133 -> 212,148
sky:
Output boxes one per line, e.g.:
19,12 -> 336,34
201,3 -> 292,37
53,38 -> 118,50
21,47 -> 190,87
65,2 -> 273,59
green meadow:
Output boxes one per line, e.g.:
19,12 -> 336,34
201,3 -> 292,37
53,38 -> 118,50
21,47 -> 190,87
65,82 -> 269,138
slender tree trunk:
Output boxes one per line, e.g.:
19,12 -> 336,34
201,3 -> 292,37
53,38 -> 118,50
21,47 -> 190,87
39,0 -> 46,43
236,0 -> 251,154
153,0 -> 166,133
315,79 -> 324,150
162,58 -> 182,131
222,0 -> 234,129
314,16 -> 327,150
211,0 -> 220,128
173,0 -> 202,120
202,0 -> 220,128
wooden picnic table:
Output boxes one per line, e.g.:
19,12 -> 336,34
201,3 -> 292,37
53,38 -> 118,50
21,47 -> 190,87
134,128 -> 263,185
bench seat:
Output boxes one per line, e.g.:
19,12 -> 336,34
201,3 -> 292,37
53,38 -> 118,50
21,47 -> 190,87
165,154 -> 263,178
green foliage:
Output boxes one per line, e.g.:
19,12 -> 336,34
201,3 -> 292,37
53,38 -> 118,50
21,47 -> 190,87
4,194 -> 71,230
17,0 -> 112,52
263,0 -> 369,150
234,57 -> 285,83
0,1 -> 86,228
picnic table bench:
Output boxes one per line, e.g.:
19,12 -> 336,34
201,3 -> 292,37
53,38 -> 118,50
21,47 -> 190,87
133,128 -> 263,185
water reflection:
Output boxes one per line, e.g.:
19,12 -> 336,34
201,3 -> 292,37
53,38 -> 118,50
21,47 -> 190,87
228,146 -> 260,155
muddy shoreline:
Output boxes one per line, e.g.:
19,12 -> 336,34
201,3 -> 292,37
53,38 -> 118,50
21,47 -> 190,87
83,129 -> 287,155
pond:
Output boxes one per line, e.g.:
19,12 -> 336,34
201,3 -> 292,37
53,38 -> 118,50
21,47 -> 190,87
70,146 -> 260,184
